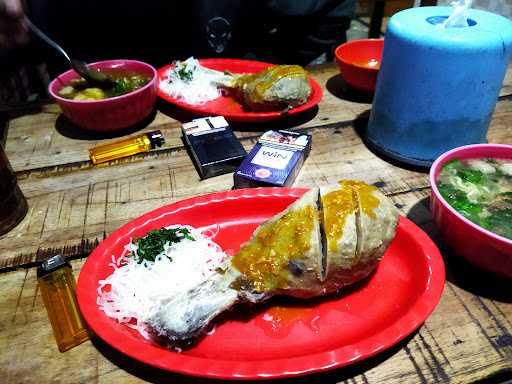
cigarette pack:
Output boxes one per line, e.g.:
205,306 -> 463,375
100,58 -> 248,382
182,116 -> 247,179
234,130 -> 311,188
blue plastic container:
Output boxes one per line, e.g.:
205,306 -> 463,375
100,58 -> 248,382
366,6 -> 512,166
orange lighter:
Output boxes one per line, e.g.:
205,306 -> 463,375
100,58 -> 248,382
37,255 -> 90,352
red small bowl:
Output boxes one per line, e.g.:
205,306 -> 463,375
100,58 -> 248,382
49,59 -> 157,131
430,144 -> 512,277
334,39 -> 383,93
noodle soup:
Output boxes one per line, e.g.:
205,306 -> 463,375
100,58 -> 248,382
436,157 -> 512,240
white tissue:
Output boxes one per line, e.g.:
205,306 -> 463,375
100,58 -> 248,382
443,0 -> 473,28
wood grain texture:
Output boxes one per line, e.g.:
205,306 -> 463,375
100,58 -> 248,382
0,63 -> 511,384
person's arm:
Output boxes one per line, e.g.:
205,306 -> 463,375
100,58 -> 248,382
0,0 -> 28,49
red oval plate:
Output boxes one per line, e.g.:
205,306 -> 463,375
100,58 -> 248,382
156,59 -> 323,122
77,188 -> 445,380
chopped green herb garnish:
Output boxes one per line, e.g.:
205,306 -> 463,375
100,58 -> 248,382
176,65 -> 193,82
133,227 -> 194,263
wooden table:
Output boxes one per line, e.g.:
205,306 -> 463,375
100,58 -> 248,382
1,63 -> 511,384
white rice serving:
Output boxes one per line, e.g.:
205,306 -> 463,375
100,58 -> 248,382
97,224 -> 228,340
158,57 -> 230,105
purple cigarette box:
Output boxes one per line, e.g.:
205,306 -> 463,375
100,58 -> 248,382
233,130 -> 311,188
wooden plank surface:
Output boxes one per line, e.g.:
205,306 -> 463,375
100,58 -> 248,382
0,63 -> 511,384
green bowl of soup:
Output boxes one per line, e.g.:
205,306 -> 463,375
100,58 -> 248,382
430,144 -> 512,277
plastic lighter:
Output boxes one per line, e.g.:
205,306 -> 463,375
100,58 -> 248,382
37,255 -> 90,352
89,130 -> 165,164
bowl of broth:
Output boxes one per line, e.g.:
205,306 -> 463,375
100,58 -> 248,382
430,144 -> 512,277
334,39 -> 383,93
49,59 -> 157,131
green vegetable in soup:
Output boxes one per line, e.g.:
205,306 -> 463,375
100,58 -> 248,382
437,182 -> 482,223
458,168 -> 485,184
437,157 -> 512,240
110,75 -> 150,97
57,69 -> 150,101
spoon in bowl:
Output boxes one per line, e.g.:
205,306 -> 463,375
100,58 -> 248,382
24,16 -> 115,88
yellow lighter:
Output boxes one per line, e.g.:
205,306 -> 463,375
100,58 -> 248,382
89,130 -> 165,165
37,255 -> 90,352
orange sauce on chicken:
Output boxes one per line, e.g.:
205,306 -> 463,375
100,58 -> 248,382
341,180 -> 380,219
322,183 -> 358,254
322,180 -> 380,253
231,205 -> 316,292
236,65 -> 308,103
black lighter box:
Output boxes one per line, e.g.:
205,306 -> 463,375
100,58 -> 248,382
182,116 -> 247,179
234,130 -> 312,188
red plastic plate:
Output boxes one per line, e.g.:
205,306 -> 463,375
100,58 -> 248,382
156,59 -> 323,122
77,188 -> 445,380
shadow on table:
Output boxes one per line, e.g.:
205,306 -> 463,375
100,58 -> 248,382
473,369 -> 512,384
352,110 -> 430,174
156,99 -> 320,134
325,74 -> 374,104
406,198 -> 512,304
55,109 -> 157,140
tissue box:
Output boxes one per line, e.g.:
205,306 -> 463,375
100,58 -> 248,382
182,116 -> 247,179
234,130 -> 311,188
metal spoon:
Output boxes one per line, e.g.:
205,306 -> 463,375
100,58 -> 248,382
24,16 -> 115,88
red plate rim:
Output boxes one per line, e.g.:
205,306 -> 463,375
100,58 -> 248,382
77,187 -> 445,380
156,58 -> 323,122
